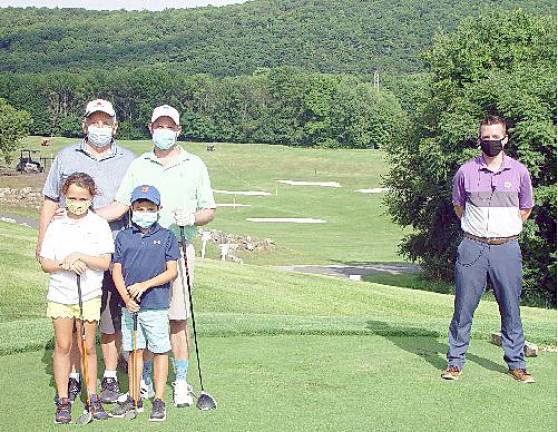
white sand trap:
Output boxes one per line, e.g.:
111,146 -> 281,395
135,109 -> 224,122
278,180 -> 341,188
216,203 -> 251,208
355,188 -> 389,194
247,217 -> 327,224
213,189 -> 272,196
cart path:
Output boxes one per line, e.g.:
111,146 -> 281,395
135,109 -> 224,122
0,213 -> 39,229
274,263 -> 421,278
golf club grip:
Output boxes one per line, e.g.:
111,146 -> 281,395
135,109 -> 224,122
76,274 -> 84,319
179,227 -> 205,391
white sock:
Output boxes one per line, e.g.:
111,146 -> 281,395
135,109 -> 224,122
104,370 -> 117,379
69,372 -> 80,381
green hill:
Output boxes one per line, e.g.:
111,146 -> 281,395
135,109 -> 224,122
0,0 -> 554,76
0,220 -> 556,431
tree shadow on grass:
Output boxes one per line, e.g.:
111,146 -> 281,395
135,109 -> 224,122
365,320 -> 507,374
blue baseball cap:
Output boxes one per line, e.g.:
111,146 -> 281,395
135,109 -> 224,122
131,185 -> 161,206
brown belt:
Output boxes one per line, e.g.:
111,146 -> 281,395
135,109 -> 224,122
464,233 -> 518,245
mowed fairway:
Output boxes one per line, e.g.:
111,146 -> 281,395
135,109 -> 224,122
16,136 -> 406,265
0,223 -> 556,431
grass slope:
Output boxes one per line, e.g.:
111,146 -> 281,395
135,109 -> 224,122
10,136 -> 407,265
1,222 -> 555,353
0,221 -> 556,431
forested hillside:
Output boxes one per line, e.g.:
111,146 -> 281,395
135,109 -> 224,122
0,0 -> 554,77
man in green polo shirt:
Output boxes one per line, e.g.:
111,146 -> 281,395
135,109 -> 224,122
97,105 -> 216,407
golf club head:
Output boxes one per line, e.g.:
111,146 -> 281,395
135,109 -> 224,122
196,391 -> 217,411
124,409 -> 138,420
76,411 -> 93,425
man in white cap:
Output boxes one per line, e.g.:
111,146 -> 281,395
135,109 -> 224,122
38,99 -> 136,405
97,105 -> 216,407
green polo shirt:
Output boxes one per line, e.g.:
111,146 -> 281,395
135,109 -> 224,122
115,146 -> 216,242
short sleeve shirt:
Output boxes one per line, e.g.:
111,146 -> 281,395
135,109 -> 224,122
452,154 -> 534,237
40,212 -> 115,304
115,146 -> 216,242
112,224 -> 180,309
42,140 -> 136,235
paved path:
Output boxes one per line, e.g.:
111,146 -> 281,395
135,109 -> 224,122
274,263 -> 421,279
0,213 -> 38,228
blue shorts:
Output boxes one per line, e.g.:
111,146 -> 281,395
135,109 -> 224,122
121,308 -> 171,354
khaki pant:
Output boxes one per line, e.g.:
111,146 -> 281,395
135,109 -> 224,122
168,244 -> 195,321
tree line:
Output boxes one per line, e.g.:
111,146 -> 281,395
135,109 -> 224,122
0,67 -> 406,149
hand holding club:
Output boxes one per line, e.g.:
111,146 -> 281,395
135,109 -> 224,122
173,208 -> 196,227
70,260 -> 87,275
125,298 -> 140,314
128,282 -> 148,300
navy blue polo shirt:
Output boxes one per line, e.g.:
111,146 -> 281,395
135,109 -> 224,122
113,223 -> 180,309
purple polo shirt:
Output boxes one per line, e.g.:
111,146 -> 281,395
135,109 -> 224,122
452,154 -> 534,237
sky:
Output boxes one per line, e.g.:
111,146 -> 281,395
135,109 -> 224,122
0,0 -> 251,10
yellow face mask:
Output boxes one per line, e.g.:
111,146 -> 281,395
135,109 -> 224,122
66,199 -> 91,216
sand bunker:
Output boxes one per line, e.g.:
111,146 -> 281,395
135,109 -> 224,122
213,189 -> 272,196
355,188 -> 389,194
246,217 -> 326,224
278,180 -> 341,188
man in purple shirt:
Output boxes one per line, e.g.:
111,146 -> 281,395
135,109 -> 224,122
441,116 -> 535,384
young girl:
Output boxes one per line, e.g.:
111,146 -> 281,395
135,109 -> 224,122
39,172 -> 114,424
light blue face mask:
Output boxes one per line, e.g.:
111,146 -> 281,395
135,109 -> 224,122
132,211 -> 158,228
152,128 -> 177,150
87,125 -> 113,148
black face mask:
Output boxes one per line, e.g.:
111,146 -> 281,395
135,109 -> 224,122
480,139 -> 504,157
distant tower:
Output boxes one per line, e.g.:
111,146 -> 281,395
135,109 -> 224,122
373,69 -> 380,91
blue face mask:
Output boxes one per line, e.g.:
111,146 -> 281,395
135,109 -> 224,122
152,128 -> 177,150
132,211 -> 158,228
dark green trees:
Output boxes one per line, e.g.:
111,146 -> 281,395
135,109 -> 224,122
385,11 -> 557,305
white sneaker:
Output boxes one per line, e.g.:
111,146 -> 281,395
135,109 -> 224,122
172,380 -> 193,407
140,379 -> 155,400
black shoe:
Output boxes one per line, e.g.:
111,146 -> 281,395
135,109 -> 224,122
68,377 -> 81,402
149,398 -> 166,422
86,394 -> 109,421
109,395 -> 144,418
117,355 -> 128,374
99,377 -> 120,403
54,397 -> 71,424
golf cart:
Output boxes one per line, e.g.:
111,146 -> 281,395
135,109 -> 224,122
15,149 -> 43,174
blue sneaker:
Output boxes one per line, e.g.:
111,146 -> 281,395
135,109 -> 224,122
54,397 -> 71,424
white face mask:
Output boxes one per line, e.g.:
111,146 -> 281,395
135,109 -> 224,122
87,125 -> 113,147
152,128 -> 177,150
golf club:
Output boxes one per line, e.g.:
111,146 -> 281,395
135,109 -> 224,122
179,226 -> 217,411
75,274 -> 93,425
124,312 -> 139,420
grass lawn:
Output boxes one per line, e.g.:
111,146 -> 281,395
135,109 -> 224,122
2,335 -> 556,432
0,222 -> 556,430
5,136 -> 408,265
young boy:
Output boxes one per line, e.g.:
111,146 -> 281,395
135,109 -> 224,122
110,185 -> 179,421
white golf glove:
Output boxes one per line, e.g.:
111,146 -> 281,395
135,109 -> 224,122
173,208 -> 196,227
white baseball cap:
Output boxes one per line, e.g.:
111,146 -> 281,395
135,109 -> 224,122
151,105 -> 180,126
85,99 -> 116,118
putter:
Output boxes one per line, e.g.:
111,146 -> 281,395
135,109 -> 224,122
75,274 -> 93,425
179,227 -> 217,411
124,312 -> 139,420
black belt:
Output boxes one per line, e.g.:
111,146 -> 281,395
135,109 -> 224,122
464,233 -> 518,245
